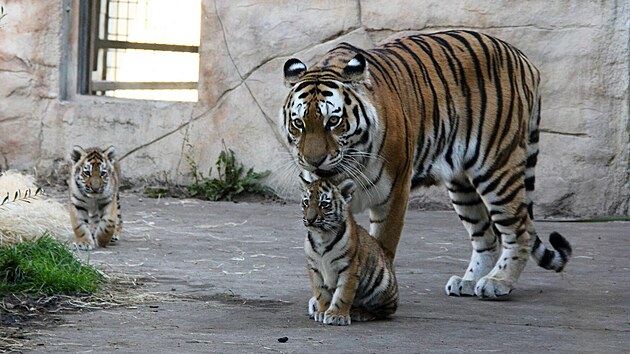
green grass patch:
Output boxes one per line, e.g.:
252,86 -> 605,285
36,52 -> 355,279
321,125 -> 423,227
0,235 -> 103,296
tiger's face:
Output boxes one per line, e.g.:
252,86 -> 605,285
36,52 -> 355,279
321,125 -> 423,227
281,55 -> 378,179
71,145 -> 116,194
300,175 -> 356,233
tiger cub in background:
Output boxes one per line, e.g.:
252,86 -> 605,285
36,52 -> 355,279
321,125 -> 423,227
301,175 -> 399,326
69,145 -> 122,250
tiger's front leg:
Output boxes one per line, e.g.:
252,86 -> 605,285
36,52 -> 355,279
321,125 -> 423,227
94,200 -> 118,247
111,192 -> 122,243
307,267 -> 331,323
323,272 -> 359,326
368,182 -> 410,262
69,203 -> 94,251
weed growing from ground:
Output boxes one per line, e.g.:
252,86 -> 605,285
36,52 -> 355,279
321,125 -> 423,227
187,144 -> 274,201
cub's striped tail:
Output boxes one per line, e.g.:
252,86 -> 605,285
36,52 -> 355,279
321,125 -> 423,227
531,232 -> 572,272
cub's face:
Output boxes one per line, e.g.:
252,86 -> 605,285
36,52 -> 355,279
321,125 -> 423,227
300,177 -> 356,233
71,146 -> 116,194
301,179 -> 344,232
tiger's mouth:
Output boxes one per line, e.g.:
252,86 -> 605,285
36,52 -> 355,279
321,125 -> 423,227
314,169 -> 337,178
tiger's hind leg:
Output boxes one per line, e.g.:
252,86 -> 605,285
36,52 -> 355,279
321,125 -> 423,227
473,164 -> 531,298
445,178 -> 500,296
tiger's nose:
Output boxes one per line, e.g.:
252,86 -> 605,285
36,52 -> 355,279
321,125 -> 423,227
305,154 -> 327,168
304,209 -> 317,226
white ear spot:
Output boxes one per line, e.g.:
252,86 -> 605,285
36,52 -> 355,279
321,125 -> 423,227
348,58 -> 361,68
288,62 -> 306,73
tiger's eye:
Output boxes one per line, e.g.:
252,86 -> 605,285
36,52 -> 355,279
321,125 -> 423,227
292,119 -> 304,130
327,116 -> 340,129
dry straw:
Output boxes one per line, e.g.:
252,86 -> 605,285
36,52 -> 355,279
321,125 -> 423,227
0,170 -> 72,248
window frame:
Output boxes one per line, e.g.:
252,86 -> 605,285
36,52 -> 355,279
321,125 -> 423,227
77,0 -> 199,97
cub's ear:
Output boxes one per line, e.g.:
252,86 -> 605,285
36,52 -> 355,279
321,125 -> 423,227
342,54 -> 368,83
299,171 -> 314,187
103,146 -> 116,162
71,145 -> 85,163
338,179 -> 356,204
284,58 -> 307,87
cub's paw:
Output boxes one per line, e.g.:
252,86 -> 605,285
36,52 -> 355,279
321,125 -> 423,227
307,296 -> 318,318
323,313 -> 351,326
72,239 -> 94,251
475,276 -> 513,298
313,311 -> 325,322
445,276 -> 476,296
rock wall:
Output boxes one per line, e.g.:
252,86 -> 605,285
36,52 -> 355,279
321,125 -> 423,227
0,0 -> 628,216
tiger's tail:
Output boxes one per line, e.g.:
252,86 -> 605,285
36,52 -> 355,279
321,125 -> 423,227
526,78 -> 572,273
531,232 -> 572,272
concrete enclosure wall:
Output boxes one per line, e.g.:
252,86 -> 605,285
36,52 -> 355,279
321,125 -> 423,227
0,0 -> 628,216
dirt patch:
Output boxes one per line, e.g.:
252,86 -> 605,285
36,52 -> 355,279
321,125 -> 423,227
0,273 -> 173,353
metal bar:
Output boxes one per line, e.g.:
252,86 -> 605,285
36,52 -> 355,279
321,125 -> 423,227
77,0 -> 92,94
101,0 -> 108,81
96,39 -> 199,53
59,0 -> 73,100
92,81 -> 198,91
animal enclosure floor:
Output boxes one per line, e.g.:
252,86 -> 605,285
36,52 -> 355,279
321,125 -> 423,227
22,194 -> 630,353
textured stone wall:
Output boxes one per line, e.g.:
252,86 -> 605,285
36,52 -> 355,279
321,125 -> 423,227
0,0 -> 627,216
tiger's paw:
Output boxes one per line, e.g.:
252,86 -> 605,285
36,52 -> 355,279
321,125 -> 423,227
72,238 -> 95,251
323,312 -> 351,326
313,311 -> 325,322
445,276 -> 476,296
475,276 -> 513,298
307,296 -> 318,318
351,307 -> 376,322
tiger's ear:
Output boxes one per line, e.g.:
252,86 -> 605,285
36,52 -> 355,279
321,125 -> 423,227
338,179 -> 356,204
299,171 -> 314,187
71,145 -> 86,163
284,58 -> 307,87
342,54 -> 368,83
104,146 -> 116,162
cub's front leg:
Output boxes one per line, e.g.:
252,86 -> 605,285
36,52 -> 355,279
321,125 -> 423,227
323,272 -> 359,326
307,267 -> 331,322
69,203 -> 94,251
94,199 -> 118,247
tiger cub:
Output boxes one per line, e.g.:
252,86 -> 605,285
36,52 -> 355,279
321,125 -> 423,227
301,176 -> 399,326
69,145 -> 122,250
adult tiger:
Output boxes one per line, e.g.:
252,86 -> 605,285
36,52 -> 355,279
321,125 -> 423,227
280,30 -> 571,298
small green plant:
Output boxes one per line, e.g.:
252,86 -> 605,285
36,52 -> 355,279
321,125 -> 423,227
187,144 -> 273,201
0,235 -> 103,296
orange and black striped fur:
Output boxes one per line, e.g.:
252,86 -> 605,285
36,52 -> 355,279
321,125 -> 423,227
281,30 -> 571,298
69,145 -> 122,250
301,176 -> 398,326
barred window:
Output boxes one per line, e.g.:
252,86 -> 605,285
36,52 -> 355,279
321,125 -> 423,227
78,0 -> 200,102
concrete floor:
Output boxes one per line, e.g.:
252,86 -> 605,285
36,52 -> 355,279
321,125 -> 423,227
30,193 -> 629,353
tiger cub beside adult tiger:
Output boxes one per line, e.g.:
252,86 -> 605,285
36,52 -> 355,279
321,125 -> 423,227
69,145 -> 122,250
281,30 -> 572,298
301,175 -> 398,326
